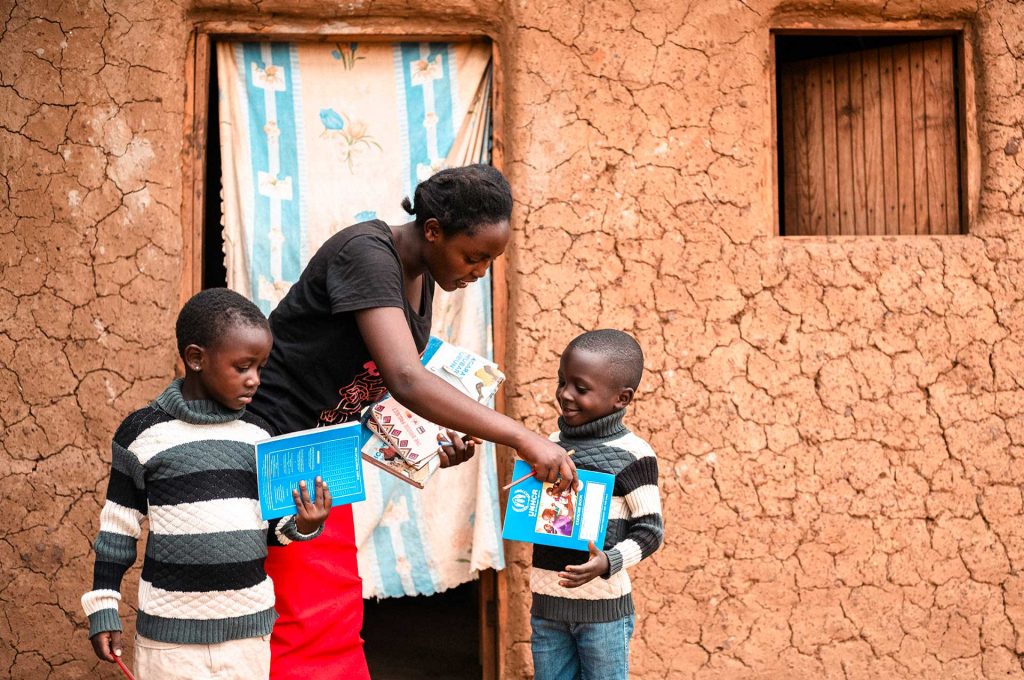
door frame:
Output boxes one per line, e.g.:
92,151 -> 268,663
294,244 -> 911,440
180,23 -> 510,679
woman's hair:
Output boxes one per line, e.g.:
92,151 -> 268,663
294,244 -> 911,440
401,164 -> 512,237
175,287 -> 269,358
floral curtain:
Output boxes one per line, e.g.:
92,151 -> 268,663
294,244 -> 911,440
216,40 -> 504,598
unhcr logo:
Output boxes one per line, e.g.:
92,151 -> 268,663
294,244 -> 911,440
511,489 -> 530,512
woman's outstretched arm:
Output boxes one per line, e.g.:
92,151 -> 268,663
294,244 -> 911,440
356,306 -> 577,490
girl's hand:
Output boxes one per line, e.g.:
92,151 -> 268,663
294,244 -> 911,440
558,541 -> 610,588
90,630 -> 123,662
519,434 -> 578,493
293,477 -> 332,534
438,430 -> 480,468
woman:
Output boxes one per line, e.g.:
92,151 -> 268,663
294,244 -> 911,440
248,164 -> 576,679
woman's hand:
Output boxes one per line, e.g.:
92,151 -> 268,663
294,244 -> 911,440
293,477 -> 332,534
438,430 -> 480,468
518,434 -> 578,493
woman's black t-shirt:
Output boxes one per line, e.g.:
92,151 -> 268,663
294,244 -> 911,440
249,220 -> 434,434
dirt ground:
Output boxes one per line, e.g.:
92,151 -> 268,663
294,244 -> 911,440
2,0 -> 1024,677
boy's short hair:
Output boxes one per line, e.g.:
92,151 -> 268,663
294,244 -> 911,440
566,329 -> 644,390
175,288 -> 269,358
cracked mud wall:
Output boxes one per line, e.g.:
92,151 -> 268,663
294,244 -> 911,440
2,0 -> 1024,678
500,0 -> 1024,677
1,0 -> 188,677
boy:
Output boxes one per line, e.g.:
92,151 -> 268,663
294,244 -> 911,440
81,288 -> 331,680
531,329 -> 664,680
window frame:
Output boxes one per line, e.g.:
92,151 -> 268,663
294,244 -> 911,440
768,19 -> 979,238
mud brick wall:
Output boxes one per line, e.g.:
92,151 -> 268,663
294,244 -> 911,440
1,0 -> 188,677
2,0 -> 1024,678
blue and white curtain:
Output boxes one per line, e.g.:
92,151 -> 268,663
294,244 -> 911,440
217,40 -> 504,598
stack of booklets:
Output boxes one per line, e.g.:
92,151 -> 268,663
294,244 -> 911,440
359,336 -> 505,488
360,412 -> 441,488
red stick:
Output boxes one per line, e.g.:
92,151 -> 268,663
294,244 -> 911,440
114,655 -> 136,680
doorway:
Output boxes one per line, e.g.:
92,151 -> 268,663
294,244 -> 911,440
364,581 -> 480,678
189,34 -> 504,679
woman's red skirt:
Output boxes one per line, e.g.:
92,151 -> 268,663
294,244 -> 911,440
266,504 -> 371,680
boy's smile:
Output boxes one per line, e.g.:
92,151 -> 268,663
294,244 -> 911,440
556,347 -> 633,427
182,324 -> 273,410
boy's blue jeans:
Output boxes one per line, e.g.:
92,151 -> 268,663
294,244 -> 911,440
531,614 -> 635,680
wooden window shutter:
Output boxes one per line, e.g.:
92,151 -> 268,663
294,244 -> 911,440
779,36 -> 961,236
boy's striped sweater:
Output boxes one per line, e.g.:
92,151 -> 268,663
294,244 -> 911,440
81,379 -> 319,643
531,410 -> 664,623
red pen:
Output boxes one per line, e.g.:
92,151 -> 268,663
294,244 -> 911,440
114,655 -> 135,680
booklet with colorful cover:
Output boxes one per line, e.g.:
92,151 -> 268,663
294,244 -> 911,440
369,336 -> 504,471
501,460 -> 615,551
360,410 -> 441,488
255,420 -> 366,520
361,433 -> 441,489
368,398 -> 444,469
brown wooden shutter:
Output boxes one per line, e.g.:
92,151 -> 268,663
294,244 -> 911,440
779,36 -> 961,236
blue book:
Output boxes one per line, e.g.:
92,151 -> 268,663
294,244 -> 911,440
256,421 -> 368,520
501,460 -> 614,551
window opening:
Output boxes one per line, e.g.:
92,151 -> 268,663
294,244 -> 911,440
776,33 -> 964,236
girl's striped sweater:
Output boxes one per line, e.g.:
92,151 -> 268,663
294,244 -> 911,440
81,379 -> 319,643
531,409 -> 664,623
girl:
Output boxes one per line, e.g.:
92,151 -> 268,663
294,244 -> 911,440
248,164 -> 577,678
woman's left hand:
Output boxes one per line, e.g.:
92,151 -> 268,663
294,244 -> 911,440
438,430 -> 480,468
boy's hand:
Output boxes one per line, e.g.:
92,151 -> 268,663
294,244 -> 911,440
293,477 -> 332,534
90,630 -> 123,663
558,542 -> 609,588
438,430 -> 480,468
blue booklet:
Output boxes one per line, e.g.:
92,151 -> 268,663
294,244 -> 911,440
255,421 -> 368,520
501,460 -> 614,551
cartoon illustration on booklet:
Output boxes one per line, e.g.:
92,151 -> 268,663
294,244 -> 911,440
537,484 -> 575,536
502,460 -> 614,551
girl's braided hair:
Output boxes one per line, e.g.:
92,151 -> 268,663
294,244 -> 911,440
401,164 -> 512,237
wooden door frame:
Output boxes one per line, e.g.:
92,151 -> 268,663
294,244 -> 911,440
180,24 -> 510,680
766,17 -> 980,238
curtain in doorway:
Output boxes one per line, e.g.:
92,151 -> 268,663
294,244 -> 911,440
216,40 -> 505,598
